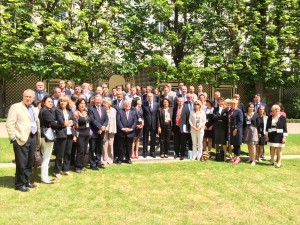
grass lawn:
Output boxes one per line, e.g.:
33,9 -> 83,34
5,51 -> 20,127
0,160 -> 299,225
1,135 -> 299,163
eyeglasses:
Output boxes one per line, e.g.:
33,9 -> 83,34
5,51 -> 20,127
194,103 -> 200,106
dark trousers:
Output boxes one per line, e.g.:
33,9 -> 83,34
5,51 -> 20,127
159,123 -> 171,155
173,126 -> 187,157
89,135 -> 103,167
143,127 -> 156,155
119,136 -> 133,161
54,135 -> 73,173
233,145 -> 241,156
70,142 -> 77,166
114,135 -> 120,159
75,135 -> 89,170
13,134 -> 36,188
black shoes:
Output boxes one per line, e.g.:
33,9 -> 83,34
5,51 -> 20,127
90,166 -> 99,170
15,185 -> 30,192
124,160 -> 132,164
116,160 -> 122,165
26,183 -> 37,188
180,156 -> 184,160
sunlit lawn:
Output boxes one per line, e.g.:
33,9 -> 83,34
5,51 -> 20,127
1,135 -> 299,163
0,159 -> 299,225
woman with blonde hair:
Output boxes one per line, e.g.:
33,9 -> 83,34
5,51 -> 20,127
189,100 -> 206,160
54,95 -> 77,178
266,104 -> 288,168
102,97 -> 117,165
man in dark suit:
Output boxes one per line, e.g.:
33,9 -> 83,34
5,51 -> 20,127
254,93 -> 269,115
59,80 -> 72,97
88,95 -> 108,170
116,100 -> 137,164
160,86 -> 175,107
184,93 -> 194,151
34,81 -> 49,106
142,86 -> 160,104
112,91 -> 125,110
142,92 -> 159,158
172,96 -> 190,160
212,91 -> 221,108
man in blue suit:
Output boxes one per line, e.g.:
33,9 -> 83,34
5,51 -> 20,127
88,95 -> 108,170
116,100 -> 137,164
142,92 -> 159,158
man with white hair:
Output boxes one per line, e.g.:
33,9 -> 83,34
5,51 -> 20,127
6,89 -> 40,192
34,81 -> 49,106
116,99 -> 137,164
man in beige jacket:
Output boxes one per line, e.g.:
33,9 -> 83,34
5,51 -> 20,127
6,89 -> 40,192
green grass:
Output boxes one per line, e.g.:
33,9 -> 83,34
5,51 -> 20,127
0,160 -> 299,225
1,135 -> 299,163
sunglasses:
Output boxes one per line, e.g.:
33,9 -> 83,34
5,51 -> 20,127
194,103 -> 200,106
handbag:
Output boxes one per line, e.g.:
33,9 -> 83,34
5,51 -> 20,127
34,148 -> 42,166
43,127 -> 56,142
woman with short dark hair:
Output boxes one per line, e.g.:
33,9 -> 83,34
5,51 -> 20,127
157,98 -> 173,158
73,98 -> 90,173
39,96 -> 59,184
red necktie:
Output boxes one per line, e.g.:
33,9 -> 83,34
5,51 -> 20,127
176,107 -> 181,125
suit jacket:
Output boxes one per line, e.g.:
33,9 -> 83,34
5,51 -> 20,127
172,105 -> 190,133
39,107 -> 60,138
142,94 -> 160,104
88,106 -> 108,138
254,102 -> 269,115
62,89 -> 72,97
159,94 -> 175,107
142,101 -> 159,130
112,99 -> 124,110
6,102 -> 41,146
54,108 -> 76,138
116,108 -> 137,138
157,107 -> 173,132
212,107 -> 228,130
229,108 -> 243,145
34,90 -> 49,106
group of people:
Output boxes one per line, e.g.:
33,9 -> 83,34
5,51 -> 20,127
6,80 -> 288,192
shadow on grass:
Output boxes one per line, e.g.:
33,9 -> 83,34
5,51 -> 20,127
0,176 -> 15,189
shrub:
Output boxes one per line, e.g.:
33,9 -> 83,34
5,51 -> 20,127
283,93 -> 300,119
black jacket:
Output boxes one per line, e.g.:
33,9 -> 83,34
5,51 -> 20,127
39,107 -> 59,138
54,108 -> 76,138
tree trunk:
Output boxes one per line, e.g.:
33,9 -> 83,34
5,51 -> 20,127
255,81 -> 266,100
0,79 -> 5,118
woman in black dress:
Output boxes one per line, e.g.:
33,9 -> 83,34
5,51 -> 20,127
266,104 -> 288,168
257,105 -> 268,162
73,98 -> 90,173
157,98 -> 173,158
213,97 -> 228,161
131,98 -> 143,159
203,100 -> 214,154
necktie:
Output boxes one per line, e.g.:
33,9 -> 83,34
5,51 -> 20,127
28,106 -> 37,134
189,102 -> 192,111
126,111 -> 129,120
97,106 -> 101,118
176,107 -> 181,125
